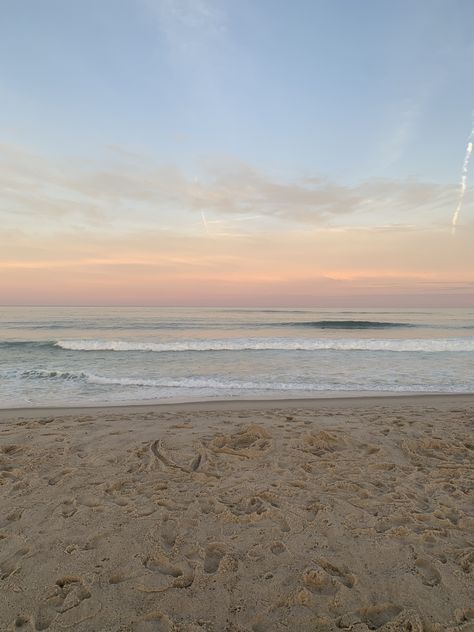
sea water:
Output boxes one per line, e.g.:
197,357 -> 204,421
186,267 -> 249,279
0,307 -> 473,407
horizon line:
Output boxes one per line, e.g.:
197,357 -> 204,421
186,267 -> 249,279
0,304 -> 472,310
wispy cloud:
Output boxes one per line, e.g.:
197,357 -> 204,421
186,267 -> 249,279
143,0 -> 226,58
378,99 -> 420,168
0,144 -> 465,231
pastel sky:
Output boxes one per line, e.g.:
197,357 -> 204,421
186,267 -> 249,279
1,0 -> 474,306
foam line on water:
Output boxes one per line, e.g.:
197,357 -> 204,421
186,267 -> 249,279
1,368 -> 469,393
54,337 -> 474,353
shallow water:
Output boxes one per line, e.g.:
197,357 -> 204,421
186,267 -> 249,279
0,306 -> 473,407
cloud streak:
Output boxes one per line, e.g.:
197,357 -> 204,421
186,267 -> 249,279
144,0 -> 226,61
0,144 -> 463,231
2,142 -> 472,305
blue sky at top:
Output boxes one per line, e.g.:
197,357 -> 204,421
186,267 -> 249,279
1,0 -> 473,185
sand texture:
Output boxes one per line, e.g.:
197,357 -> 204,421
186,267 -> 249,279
0,396 -> 473,631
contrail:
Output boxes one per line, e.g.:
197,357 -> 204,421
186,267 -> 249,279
452,114 -> 474,235
193,175 -> 210,236
201,210 -> 210,235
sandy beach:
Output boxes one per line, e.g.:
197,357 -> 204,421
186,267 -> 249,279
0,395 -> 473,631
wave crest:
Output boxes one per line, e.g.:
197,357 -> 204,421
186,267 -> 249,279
288,320 -> 415,329
54,338 -> 474,353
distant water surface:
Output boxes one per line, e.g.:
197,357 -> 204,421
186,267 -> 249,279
0,307 -> 473,407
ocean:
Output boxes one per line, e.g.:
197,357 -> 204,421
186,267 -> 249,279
0,306 -> 473,408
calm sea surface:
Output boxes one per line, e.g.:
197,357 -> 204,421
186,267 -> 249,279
1,307 -> 473,407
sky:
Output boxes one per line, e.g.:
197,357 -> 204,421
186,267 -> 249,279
1,0 -> 474,307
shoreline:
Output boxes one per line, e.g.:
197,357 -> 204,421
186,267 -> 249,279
1,391 -> 474,420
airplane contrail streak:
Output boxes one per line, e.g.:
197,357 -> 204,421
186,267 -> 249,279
201,211 -> 210,235
452,114 -> 474,235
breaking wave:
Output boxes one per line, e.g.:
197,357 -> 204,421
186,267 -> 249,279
1,369 -> 327,391
54,337 -> 474,353
1,369 -> 466,393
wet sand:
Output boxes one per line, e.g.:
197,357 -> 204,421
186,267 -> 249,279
0,395 -> 473,631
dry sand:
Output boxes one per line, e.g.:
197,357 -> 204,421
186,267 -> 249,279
0,395 -> 473,631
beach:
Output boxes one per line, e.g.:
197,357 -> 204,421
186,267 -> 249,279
0,395 -> 473,631
3,0 -> 474,628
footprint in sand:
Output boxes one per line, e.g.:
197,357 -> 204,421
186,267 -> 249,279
104,479 -> 132,506
76,493 -> 102,508
9,614 -> 34,630
207,425 -> 272,459
379,609 -> 424,631
302,568 -> 338,595
145,553 -> 183,577
203,543 -> 226,573
271,512 -> 290,533
161,514 -> 178,549
0,546 -> 30,580
316,558 -> 355,588
303,559 -> 355,597
60,499 -> 77,518
34,576 -> 101,630
10,506 -> 25,521
142,552 -> 194,590
108,571 -> 132,585
227,495 -> 268,517
457,548 -> 474,574
47,469 -> 72,486
455,608 -> 474,625
293,430 -> 346,457
354,604 -> 402,629
198,496 -> 223,514
338,605 -> 423,631
305,500 -> 325,520
1,444 -> 23,455
415,557 -> 441,586
270,541 -> 286,555
132,610 -> 178,632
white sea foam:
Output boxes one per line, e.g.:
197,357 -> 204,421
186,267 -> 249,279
0,368 -> 336,391
2,369 -> 465,393
55,337 -> 474,353
85,374 -> 316,391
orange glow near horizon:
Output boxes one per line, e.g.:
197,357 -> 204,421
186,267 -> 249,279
1,142 -> 473,307
1,225 -> 473,307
